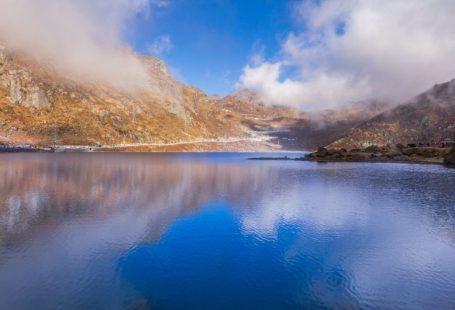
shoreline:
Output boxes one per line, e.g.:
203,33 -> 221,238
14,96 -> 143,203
248,156 -> 443,165
0,144 -> 305,154
248,156 -> 455,167
0,136 -> 312,153
1,144 -> 453,167
248,145 -> 455,167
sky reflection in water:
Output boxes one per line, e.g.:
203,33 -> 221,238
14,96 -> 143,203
0,153 -> 455,309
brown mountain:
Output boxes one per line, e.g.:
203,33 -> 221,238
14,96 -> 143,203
0,42 -> 392,151
0,43 -> 282,151
330,79 -> 455,149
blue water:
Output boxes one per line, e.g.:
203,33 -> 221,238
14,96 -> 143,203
0,153 -> 455,309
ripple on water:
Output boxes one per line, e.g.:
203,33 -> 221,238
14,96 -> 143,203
0,153 -> 454,309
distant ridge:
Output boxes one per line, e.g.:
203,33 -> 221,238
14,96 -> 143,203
330,79 -> 455,149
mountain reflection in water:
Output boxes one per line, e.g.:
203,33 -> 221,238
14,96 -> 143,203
0,153 -> 455,309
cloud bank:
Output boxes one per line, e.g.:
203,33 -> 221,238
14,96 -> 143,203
0,0 -> 152,91
238,0 -> 455,110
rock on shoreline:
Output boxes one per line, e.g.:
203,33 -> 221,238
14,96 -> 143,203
306,145 -> 452,165
444,146 -> 455,166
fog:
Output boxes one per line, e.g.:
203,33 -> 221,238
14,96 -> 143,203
0,0 -> 152,91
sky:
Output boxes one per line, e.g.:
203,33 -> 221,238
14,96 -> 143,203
128,0 -> 455,109
129,0 -> 300,97
2,0 -> 455,110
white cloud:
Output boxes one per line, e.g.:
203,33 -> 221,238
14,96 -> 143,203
239,61 -> 371,110
248,41 -> 266,67
150,0 -> 170,8
238,0 -> 455,110
147,35 -> 174,55
0,0 -> 153,92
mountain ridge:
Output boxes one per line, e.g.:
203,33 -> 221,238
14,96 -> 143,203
0,43 -> 261,149
330,79 -> 455,149
0,42 -> 399,152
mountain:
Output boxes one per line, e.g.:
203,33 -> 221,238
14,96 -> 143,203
0,43 -> 282,151
219,90 -> 392,150
264,100 -> 392,150
330,79 -> 455,149
0,42 -> 392,152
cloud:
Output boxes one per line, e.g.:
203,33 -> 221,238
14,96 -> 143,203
150,0 -> 170,8
238,0 -> 455,110
248,41 -> 266,67
147,35 -> 174,55
0,0 -> 153,92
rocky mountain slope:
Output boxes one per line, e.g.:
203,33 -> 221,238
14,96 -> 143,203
0,43 -> 251,148
0,42 -> 393,151
330,79 -> 455,149
0,42 -> 321,151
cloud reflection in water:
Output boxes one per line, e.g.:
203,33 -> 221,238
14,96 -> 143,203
0,154 -> 454,309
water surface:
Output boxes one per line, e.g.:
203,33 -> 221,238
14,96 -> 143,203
0,153 -> 455,309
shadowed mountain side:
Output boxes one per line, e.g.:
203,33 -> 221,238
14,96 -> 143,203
221,90 -> 391,150
330,79 -> 455,149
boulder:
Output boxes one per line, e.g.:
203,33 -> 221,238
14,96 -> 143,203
315,147 -> 329,158
384,144 -> 403,158
444,147 -> 455,166
365,145 -> 382,153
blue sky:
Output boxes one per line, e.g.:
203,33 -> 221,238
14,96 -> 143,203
128,0 -> 300,96
3,0 -> 454,109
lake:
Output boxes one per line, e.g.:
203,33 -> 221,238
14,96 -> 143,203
0,153 -> 455,309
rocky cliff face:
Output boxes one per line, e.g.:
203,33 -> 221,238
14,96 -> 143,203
330,79 -> 455,149
0,45 -> 51,111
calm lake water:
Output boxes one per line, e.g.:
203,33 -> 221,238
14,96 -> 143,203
0,153 -> 455,310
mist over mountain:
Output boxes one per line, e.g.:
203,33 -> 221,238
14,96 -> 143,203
0,0 -> 454,152
1,39 -> 393,151
330,79 -> 455,149
0,0 -> 154,91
